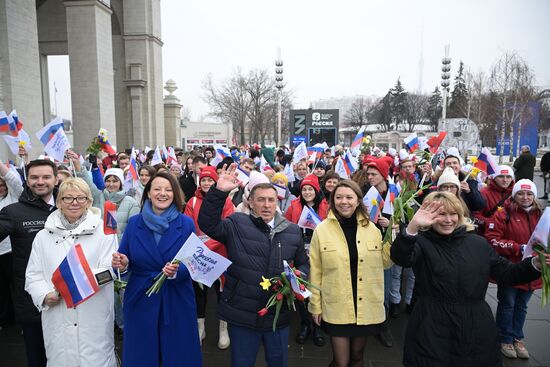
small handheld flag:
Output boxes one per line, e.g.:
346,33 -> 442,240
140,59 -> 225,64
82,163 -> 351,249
350,126 -> 366,152
427,131 -> 447,154
51,244 -> 100,308
363,186 -> 384,222
404,133 -> 419,153
474,147 -> 499,175
103,201 -> 118,235
297,206 -> 322,230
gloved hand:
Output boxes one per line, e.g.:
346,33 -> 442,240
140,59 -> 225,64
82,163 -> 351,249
88,154 -> 98,169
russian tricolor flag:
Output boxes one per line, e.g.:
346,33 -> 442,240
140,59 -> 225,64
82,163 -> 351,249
51,244 -> 99,308
98,128 -> 116,155
343,150 -> 357,175
363,186 -> 384,222
307,143 -> 326,159
128,150 -> 139,181
103,201 -> 118,235
7,110 -> 23,137
0,111 -> 9,133
474,147 -> 499,175
351,126 -> 366,151
404,133 -> 419,153
382,177 -> 400,216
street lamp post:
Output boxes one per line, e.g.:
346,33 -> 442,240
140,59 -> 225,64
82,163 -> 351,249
275,47 -> 284,146
440,45 -> 451,120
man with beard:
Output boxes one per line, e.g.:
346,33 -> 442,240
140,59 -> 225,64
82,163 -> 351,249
0,159 -> 58,367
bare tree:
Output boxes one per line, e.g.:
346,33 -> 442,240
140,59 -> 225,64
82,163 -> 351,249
245,69 -> 277,145
406,93 -> 429,132
490,52 -> 536,162
344,97 -> 375,130
202,70 -> 251,145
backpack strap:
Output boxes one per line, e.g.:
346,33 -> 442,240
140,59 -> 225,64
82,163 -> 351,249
486,192 -> 512,217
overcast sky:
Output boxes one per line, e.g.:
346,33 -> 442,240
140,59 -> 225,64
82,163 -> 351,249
49,0 -> 550,122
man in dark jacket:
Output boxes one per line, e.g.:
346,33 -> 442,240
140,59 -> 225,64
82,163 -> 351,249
199,164 -> 308,367
0,159 -> 58,367
179,156 -> 206,201
513,145 -> 536,181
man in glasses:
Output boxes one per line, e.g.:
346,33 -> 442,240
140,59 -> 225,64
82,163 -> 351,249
0,159 -> 58,367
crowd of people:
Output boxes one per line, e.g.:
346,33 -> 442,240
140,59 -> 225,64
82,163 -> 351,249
0,141 -> 548,367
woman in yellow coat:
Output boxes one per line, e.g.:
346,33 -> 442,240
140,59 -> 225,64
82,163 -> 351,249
309,180 -> 393,367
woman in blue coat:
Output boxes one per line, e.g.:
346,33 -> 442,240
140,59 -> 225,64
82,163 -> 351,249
112,172 -> 202,367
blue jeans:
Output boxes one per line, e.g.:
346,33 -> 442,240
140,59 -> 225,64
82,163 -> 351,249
495,286 -> 533,344
389,265 -> 415,305
228,323 -> 289,367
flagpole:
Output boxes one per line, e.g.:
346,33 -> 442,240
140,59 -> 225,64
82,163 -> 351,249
115,235 -> 121,281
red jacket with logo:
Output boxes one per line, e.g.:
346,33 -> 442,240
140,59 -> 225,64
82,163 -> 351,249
484,203 -> 542,291
473,179 -> 513,234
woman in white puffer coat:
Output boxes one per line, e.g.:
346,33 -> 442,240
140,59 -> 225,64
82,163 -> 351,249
25,178 -> 117,367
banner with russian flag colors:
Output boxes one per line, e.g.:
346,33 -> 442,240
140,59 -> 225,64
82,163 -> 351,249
36,116 -> 64,146
292,142 -> 308,164
273,183 -> 287,200
235,166 -> 250,186
7,110 -> 23,137
0,111 -> 9,133
103,201 -> 118,235
211,144 -> 231,166
334,157 -> 350,179
404,133 -> 419,153
297,206 -> 322,230
474,147 -> 499,175
363,186 -> 384,222
51,244 -> 100,308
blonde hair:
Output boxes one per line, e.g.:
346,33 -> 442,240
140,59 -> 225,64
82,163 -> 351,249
56,177 -> 93,209
422,191 -> 475,231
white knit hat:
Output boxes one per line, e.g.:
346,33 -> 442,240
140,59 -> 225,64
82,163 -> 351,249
491,165 -> 514,180
104,168 -> 124,184
437,167 -> 460,190
512,179 -> 537,198
243,171 -> 270,199
444,147 -> 465,166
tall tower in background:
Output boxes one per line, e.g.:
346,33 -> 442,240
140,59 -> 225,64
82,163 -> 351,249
417,23 -> 424,93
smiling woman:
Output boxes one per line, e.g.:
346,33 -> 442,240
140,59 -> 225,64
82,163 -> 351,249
390,191 -> 548,366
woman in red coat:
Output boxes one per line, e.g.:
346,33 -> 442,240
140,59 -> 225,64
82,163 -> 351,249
284,174 -> 328,347
485,179 -> 543,360
184,166 -> 235,349
474,165 -> 514,235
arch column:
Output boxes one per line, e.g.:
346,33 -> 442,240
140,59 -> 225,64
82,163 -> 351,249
64,0 -> 116,153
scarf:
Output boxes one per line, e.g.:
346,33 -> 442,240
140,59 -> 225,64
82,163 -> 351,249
60,211 -> 88,230
103,190 -> 127,204
141,200 -> 180,244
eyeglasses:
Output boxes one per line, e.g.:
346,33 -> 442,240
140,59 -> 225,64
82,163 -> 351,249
61,196 -> 88,204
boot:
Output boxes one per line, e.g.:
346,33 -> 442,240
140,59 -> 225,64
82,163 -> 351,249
295,324 -> 310,344
312,326 -> 325,347
217,320 -> 230,349
197,318 -> 206,345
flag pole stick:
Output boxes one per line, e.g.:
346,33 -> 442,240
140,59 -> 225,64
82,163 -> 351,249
115,235 -> 121,281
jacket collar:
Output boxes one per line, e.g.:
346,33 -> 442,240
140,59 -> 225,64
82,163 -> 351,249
327,210 -> 369,226
249,211 -> 290,238
44,207 -> 102,235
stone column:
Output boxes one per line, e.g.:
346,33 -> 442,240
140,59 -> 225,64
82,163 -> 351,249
163,79 -> 182,148
64,0 -> 116,153
0,0 -> 43,159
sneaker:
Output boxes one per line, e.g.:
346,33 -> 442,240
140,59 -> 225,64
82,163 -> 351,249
514,340 -> 530,359
501,343 -> 517,359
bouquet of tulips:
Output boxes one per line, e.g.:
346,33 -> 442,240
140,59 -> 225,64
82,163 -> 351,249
146,260 -> 181,297
257,261 -> 320,331
382,170 -> 431,244
526,208 -> 550,306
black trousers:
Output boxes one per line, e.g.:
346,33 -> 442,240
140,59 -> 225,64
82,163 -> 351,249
193,280 -> 221,318
0,252 -> 14,327
21,321 -> 47,367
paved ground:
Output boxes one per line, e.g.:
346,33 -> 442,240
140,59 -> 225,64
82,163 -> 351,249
1,172 -> 549,366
